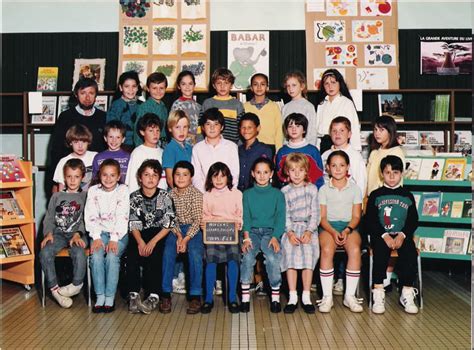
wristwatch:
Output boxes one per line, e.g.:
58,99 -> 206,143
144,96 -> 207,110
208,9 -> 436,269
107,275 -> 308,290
344,226 -> 354,233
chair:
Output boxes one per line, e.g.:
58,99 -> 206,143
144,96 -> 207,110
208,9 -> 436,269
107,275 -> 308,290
41,248 -> 92,307
334,246 -> 368,298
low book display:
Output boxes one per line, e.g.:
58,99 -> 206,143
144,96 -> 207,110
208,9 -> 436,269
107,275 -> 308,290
0,227 -> 31,257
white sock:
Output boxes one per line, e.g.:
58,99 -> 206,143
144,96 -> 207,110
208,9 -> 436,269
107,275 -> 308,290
345,270 -> 360,297
302,291 -> 311,305
95,294 -> 105,306
288,291 -> 298,305
271,287 -> 280,302
241,284 -> 250,302
320,269 -> 334,297
383,272 -> 393,287
149,293 -> 159,300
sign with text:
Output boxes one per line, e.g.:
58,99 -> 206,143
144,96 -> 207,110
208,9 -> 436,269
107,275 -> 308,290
203,221 -> 238,245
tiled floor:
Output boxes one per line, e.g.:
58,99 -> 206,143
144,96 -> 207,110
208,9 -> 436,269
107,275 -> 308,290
1,270 -> 470,349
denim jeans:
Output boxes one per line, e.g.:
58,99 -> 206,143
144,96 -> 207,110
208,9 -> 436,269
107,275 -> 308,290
240,227 -> 282,288
39,230 -> 88,289
162,224 -> 204,296
90,232 -> 128,298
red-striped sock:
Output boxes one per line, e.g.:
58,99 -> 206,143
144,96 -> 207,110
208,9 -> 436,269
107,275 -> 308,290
241,284 -> 250,302
320,269 -> 334,297
345,270 -> 360,297
271,287 -> 280,302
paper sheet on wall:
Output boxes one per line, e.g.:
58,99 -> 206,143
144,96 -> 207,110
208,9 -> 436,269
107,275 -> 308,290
365,44 -> 397,66
356,68 -> 388,90
352,20 -> 384,42
307,0 -> 325,12
326,0 -> 357,16
314,20 -> 345,42
349,89 -> 363,111
28,92 -> 43,114
312,68 -> 346,90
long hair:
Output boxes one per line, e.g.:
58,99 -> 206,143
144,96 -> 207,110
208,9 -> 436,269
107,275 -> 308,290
315,69 -> 354,106
370,115 -> 400,151
205,162 -> 233,192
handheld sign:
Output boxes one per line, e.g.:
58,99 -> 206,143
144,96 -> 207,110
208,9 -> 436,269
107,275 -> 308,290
203,221 -> 238,245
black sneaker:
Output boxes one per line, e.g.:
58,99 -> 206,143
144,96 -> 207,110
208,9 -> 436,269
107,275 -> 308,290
201,302 -> 214,314
284,303 -> 297,314
228,302 -> 240,313
301,302 -> 316,314
240,301 -> 250,313
270,301 -> 281,313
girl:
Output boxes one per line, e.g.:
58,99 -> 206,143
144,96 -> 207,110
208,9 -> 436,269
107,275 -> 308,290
280,153 -> 320,314
240,157 -> 285,314
106,71 -> 142,149
318,151 -> 363,313
315,69 -> 362,153
201,162 -> 243,314
281,71 -> 318,146
170,70 -> 202,145
85,159 -> 129,313
366,115 -> 405,196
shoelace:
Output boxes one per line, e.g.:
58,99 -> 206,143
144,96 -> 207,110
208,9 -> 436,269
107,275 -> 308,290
347,297 -> 364,304
316,296 -> 331,306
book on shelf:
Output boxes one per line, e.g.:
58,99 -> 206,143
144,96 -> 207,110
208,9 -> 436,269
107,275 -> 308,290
378,93 -> 404,122
36,67 -> 58,91
0,244 -> 5,258
0,227 -> 31,257
461,200 -> 472,218
0,191 -> 25,221
433,94 -> 450,122
94,95 -> 108,112
442,230 -> 470,254
439,201 -> 452,217
441,158 -> 467,181
413,194 -> 421,210
404,157 -> 422,180
450,201 -> 464,218
417,158 -> 445,181
0,155 -> 26,183
454,130 -> 472,156
418,237 -> 443,253
420,192 -> 441,217
468,237 -> 472,255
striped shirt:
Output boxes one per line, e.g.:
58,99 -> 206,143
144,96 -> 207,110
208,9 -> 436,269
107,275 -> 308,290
170,185 -> 203,238
201,96 -> 244,144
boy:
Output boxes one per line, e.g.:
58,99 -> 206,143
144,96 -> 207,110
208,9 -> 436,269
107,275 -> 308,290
366,155 -> 419,315
53,124 -> 97,191
238,112 -> 272,191
126,113 -> 168,193
191,108 -> 239,193
40,158 -> 88,308
92,120 -> 130,184
134,72 -> 168,147
163,161 -> 204,314
201,68 -> 244,143
244,73 -> 283,154
128,159 -> 176,315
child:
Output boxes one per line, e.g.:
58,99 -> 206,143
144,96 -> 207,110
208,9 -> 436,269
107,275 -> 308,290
127,159 -> 176,315
240,157 -> 285,313
53,124 -> 98,191
39,158 -> 88,308
163,161 -> 203,314
92,120 -> 130,184
191,108 -> 239,193
243,73 -> 283,154
162,110 -> 193,188
201,162 -> 242,314
170,70 -> 202,145
126,113 -> 167,193
317,150 -> 363,313
366,155 -> 419,314
367,115 -> 405,196
85,159 -> 129,313
201,68 -> 244,144
279,153 -> 320,314
134,72 -> 168,147
315,69 -> 361,153
281,71 -> 318,146
237,112 -> 272,191
106,71 -> 142,149
275,113 -> 324,189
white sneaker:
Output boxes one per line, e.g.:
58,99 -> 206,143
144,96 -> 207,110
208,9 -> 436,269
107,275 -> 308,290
215,280 -> 223,296
400,287 -> 419,314
316,295 -> 333,313
58,283 -> 83,297
172,278 -> 187,294
372,288 -> 385,314
310,284 -> 317,292
343,294 -> 363,313
52,289 -> 73,308
333,279 -> 344,295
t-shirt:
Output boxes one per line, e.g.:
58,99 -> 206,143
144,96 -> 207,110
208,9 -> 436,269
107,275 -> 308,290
125,144 -> 167,193
318,179 -> 362,222
53,151 -> 98,190
92,149 -> 130,184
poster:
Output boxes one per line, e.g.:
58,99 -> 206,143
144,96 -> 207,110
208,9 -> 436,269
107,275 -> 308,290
227,31 -> 269,90
356,68 -> 388,89
326,0 -> 357,16
420,36 -> 472,75
31,96 -> 57,125
352,20 -> 383,42
365,44 -> 396,66
72,58 -> 105,91
314,20 -> 346,42
152,60 -> 179,88
181,24 -> 207,55
325,45 -> 357,66
152,25 -> 178,55
360,0 -> 393,16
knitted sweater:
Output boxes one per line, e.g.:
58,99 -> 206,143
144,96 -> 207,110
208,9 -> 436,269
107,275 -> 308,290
43,190 -> 87,236
201,96 -> 244,144
134,98 -> 168,146
244,99 -> 283,150
106,98 -> 140,146
170,97 -> 202,145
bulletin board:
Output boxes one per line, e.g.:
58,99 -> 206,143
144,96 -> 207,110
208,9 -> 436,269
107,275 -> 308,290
305,0 -> 399,91
118,0 -> 210,91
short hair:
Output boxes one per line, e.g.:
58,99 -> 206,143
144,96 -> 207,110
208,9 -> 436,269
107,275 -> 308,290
98,158 -> 121,177
283,70 -> 307,97
137,113 -> 162,132
137,159 -> 162,184
251,156 -> 274,172
63,158 -> 86,178
239,112 -> 260,128
175,70 -> 196,88
65,124 -> 93,146
330,116 -> 352,132
327,150 -> 350,167
284,153 -> 310,183
73,77 -> 98,95
283,113 -> 308,138
146,72 -> 168,88
380,155 -> 403,173
200,108 -> 225,128
371,115 -> 399,150
173,160 -> 194,177
205,162 -> 233,192
211,67 -> 235,84
104,120 -> 126,137
167,109 -> 190,130
250,73 -> 269,85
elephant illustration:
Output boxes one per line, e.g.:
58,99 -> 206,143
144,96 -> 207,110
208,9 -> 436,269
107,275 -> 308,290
229,47 -> 267,89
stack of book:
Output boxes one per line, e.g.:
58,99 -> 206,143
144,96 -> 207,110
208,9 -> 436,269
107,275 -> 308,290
417,230 -> 471,255
404,157 -> 468,181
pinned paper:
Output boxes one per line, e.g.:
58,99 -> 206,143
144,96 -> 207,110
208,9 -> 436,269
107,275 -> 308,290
28,92 -> 43,114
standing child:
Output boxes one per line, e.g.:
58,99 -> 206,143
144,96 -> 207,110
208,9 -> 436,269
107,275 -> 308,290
275,113 -> 324,188
85,159 -> 129,313
127,159 -> 176,315
170,70 -> 202,145
280,153 -> 320,314
92,120 -> 130,184
106,71 -> 142,149
53,124 -> 97,191
281,71 -> 318,146
134,72 -> 168,147
40,159 -> 88,308
315,69 -> 361,153
201,162 -> 243,314
201,68 -> 244,144
318,151 -> 363,313
240,157 -> 285,313
366,155 -> 419,314
243,73 -> 283,154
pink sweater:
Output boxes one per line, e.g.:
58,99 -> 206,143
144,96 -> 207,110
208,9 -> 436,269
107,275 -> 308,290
202,187 -> 243,226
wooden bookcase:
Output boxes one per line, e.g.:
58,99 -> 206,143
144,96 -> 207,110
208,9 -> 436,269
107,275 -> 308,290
0,160 -> 35,286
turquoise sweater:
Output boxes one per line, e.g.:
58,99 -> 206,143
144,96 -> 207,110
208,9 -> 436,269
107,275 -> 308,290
243,184 -> 286,238
134,98 -> 168,146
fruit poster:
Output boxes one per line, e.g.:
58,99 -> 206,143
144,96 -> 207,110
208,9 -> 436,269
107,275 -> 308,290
118,0 -> 210,91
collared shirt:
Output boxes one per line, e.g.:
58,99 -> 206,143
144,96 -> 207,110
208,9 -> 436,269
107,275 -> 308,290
318,179 -> 362,222
170,185 -> 203,238
76,105 -> 96,116
162,138 -> 193,169
249,97 -> 270,110
238,139 -> 272,191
